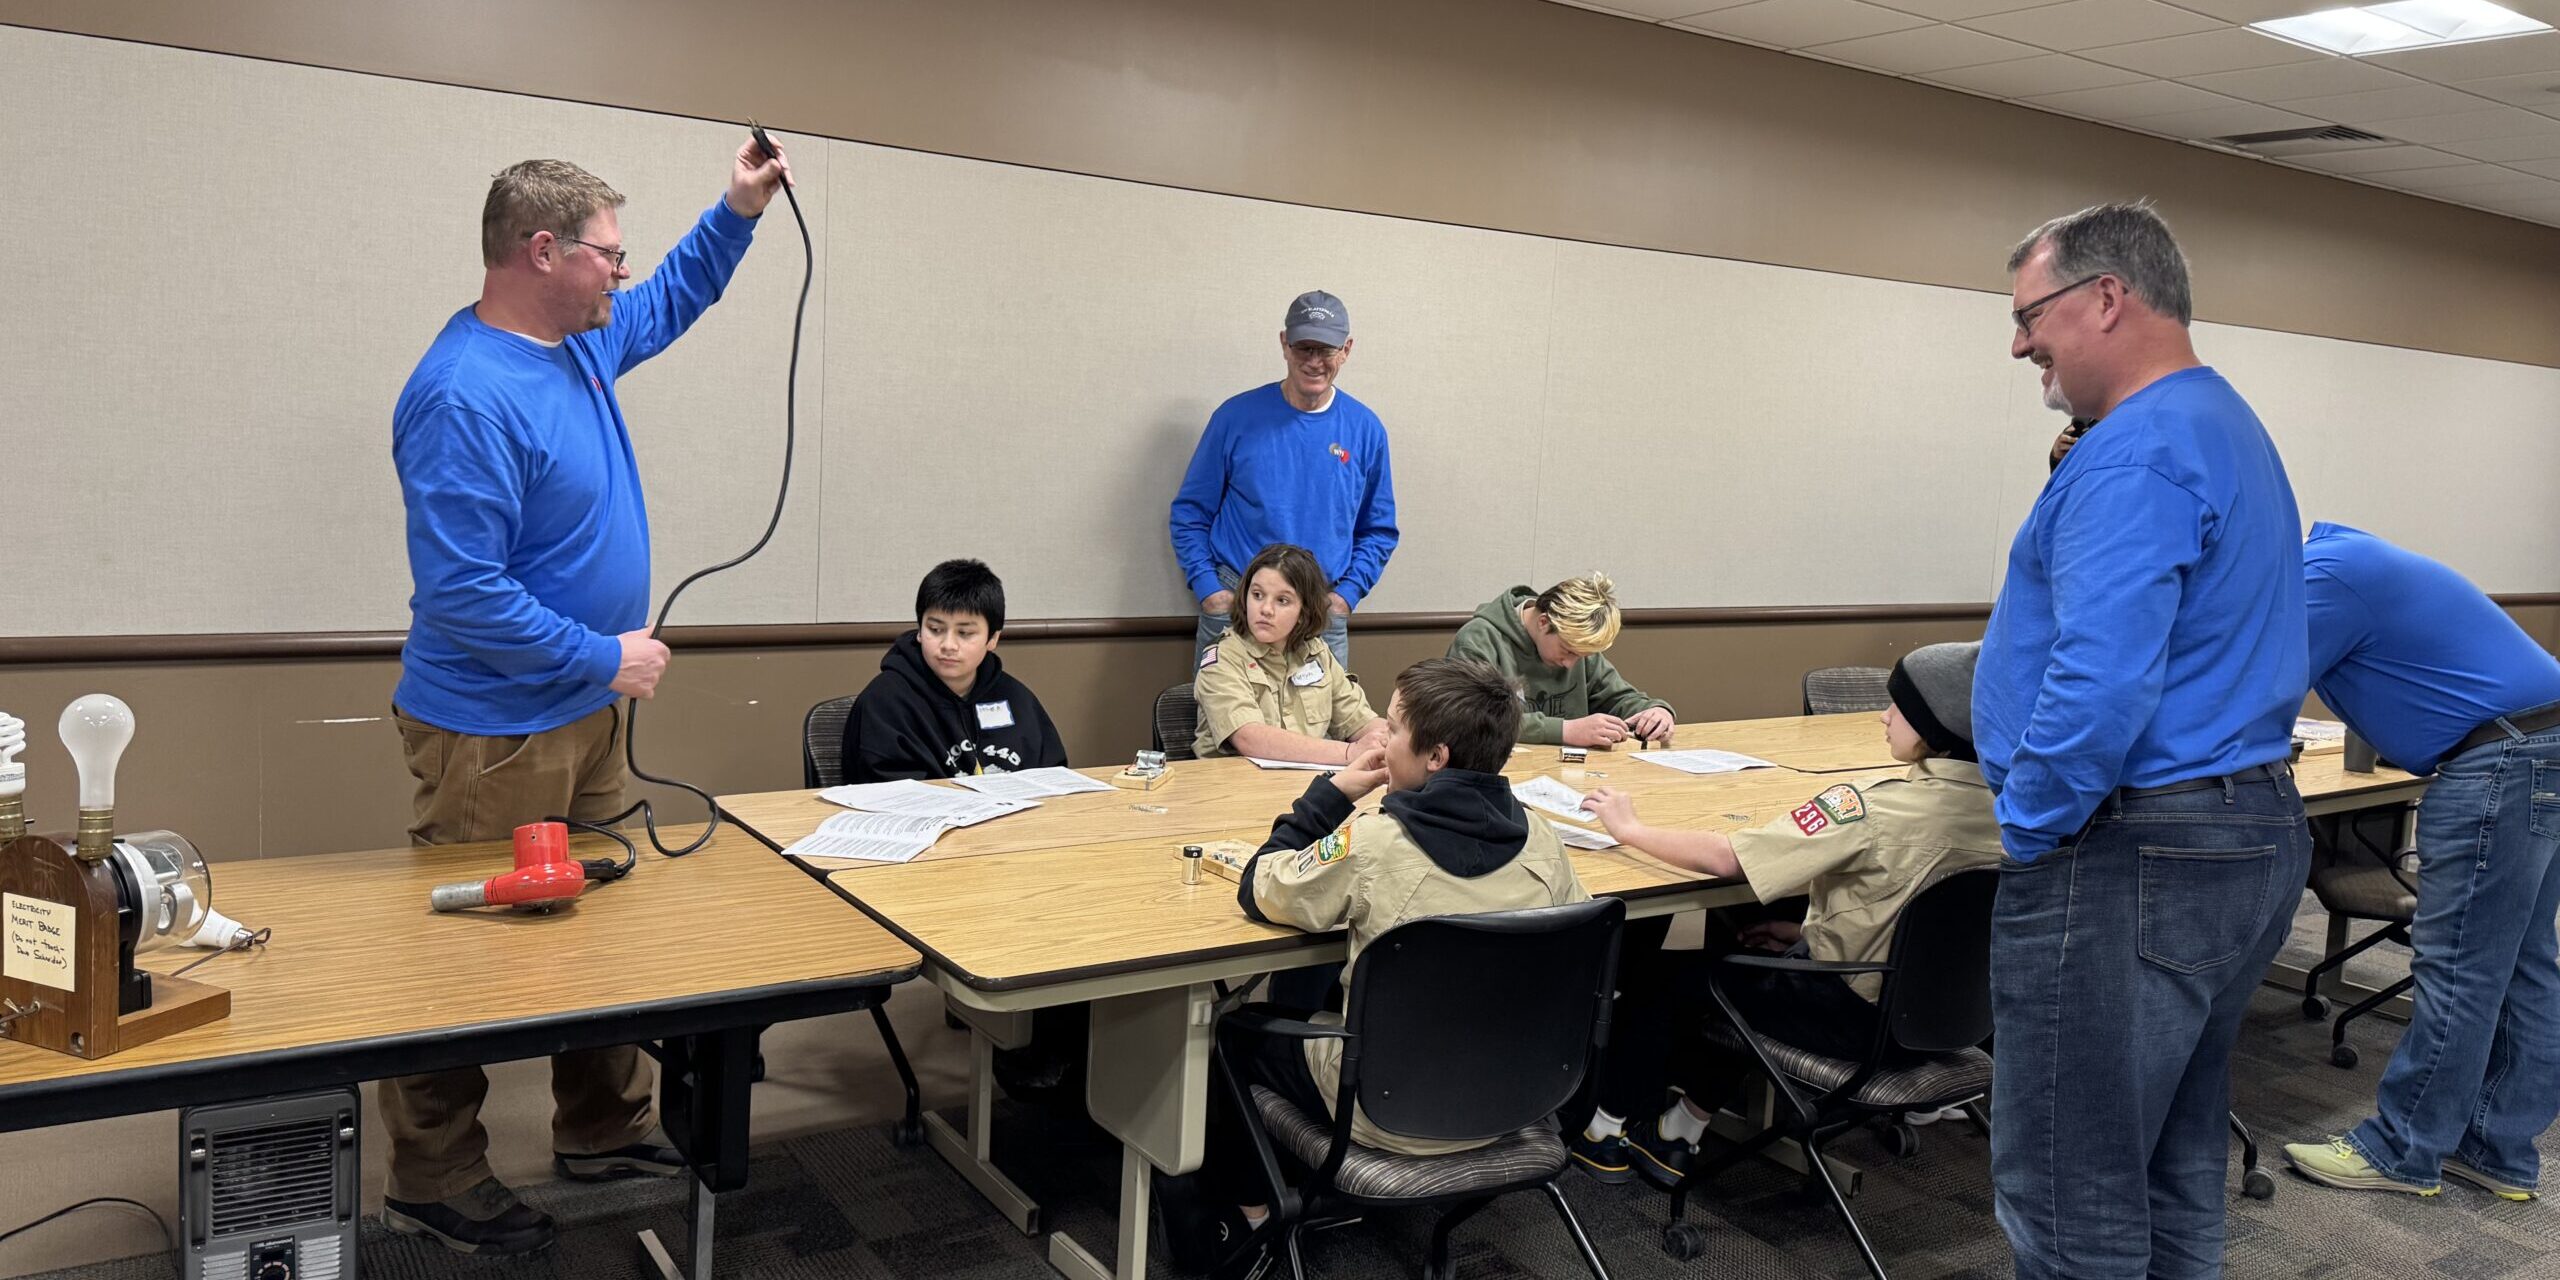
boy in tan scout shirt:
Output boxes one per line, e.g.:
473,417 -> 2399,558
1194,542 -> 1388,763
1173,657 -> 1589,1276
1569,642 -> 2000,1190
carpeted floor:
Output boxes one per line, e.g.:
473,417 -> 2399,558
28,892 -> 2560,1280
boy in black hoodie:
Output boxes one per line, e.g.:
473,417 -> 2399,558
1170,658 -> 1589,1276
843,559 -> 1068,782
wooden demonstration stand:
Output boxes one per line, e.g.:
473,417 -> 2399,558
1,832 -> 229,1060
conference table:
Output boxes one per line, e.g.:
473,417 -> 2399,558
0,825 -> 921,1280
717,714 -> 2424,1280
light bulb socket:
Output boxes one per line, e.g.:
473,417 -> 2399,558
76,808 -> 114,862
0,795 -> 22,842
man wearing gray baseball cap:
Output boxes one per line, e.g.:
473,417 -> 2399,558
1169,290 -> 1400,670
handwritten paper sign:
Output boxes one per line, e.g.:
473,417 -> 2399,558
4,892 -> 76,991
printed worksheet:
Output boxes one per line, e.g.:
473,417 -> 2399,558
1513,775 -> 1596,823
950,767 -> 1117,801
817,779 -> 1037,826
782,810 -> 949,864
1632,748 -> 1779,775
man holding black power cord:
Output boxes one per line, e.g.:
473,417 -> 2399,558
384,134 -> 790,1256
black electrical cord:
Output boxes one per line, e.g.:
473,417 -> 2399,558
0,1197 -> 174,1257
572,122 -> 813,862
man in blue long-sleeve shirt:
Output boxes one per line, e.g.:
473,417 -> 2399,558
1169,290 -> 1398,669
1976,203 -> 2312,1280
382,138 -> 789,1256
2282,524 -> 2560,1202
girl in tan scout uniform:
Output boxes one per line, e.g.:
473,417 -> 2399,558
1192,543 -> 1388,762
1565,642 -> 2002,1191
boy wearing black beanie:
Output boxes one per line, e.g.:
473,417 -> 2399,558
1567,642 -> 2003,1189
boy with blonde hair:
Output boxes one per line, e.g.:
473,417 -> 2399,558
1446,574 -> 1674,748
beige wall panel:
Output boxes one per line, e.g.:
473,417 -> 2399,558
0,26 -> 827,636
2199,323 -> 2560,594
817,144 -> 1555,620
1535,241 -> 2046,605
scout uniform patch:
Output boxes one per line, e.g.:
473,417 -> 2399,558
1790,801 -> 1830,836
1813,784 -> 1866,825
1290,831 -> 1349,875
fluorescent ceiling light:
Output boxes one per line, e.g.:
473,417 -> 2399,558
2252,0 -> 2550,54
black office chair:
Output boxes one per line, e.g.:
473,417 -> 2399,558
793,694 -> 926,1147
1667,869 -> 1997,1279
2299,810 -> 2418,1070
1217,899 -> 1627,1280
1153,681 -> 1202,761
1802,666 -> 1892,715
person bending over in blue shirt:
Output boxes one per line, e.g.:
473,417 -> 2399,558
1168,290 -> 1398,670
385,138 -> 790,1256
2282,524 -> 2560,1203
1976,203 -> 2311,1280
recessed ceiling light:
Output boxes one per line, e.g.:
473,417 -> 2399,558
2251,0 -> 2550,54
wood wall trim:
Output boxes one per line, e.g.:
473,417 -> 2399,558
12,597 -> 2554,665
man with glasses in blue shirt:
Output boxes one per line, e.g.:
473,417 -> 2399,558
1976,203 -> 2311,1279
384,137 -> 789,1256
1169,291 -> 1400,670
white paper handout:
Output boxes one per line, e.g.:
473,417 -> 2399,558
817,779 -> 1037,827
1245,757 -> 1336,771
1632,748 -> 1779,775
949,767 -> 1116,801
1549,822 -> 1620,850
1512,775 -> 1597,824
782,810 -> 950,864
2293,718 -> 2347,743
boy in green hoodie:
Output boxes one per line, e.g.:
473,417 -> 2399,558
1445,573 -> 1675,748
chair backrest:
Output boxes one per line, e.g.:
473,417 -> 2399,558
1342,898 -> 1626,1144
1153,682 -> 1201,762
1802,666 -> 1892,715
1879,867 -> 1998,1055
803,694 -> 860,789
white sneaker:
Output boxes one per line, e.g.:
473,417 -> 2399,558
1903,1103 -> 1971,1126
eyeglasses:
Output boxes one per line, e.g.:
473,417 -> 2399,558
529,231 -> 627,270
2012,274 -> 2102,335
1288,343 -> 1345,363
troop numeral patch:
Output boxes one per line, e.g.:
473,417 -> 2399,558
1790,801 -> 1829,836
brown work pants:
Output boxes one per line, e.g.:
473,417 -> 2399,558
380,703 -> 655,1204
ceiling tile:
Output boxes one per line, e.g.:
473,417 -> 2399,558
2021,78 -> 2238,119
1806,23 -> 2046,70
2511,155 -> 2560,175
2450,69 -> 2560,113
1920,50 -> 2156,93
1667,0 -> 1932,46
2466,182 -> 2560,211
1553,0 -> 1762,17
1871,0 -> 2069,17
2180,55 -> 2408,99
2285,79 -> 2499,123
2372,162 -> 2548,193
2291,142 -> 2481,172
2364,32 -> 2560,85
2128,101 -> 2326,136
2357,106 -> 2557,143
2154,0 -> 2339,21
2081,28 -> 2325,77
1963,0 -> 2225,51
2443,126 -> 2560,159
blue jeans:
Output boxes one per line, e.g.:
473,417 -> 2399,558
1991,767 -> 2311,1280
1192,564 -> 1351,670
2343,724 -> 2560,1190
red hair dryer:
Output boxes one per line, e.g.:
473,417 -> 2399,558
429,821 -> 590,913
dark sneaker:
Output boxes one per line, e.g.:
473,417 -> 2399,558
1629,1114 -> 1697,1191
554,1134 -> 686,1182
1209,1214 -> 1278,1280
1568,1130 -> 1638,1186
382,1177 -> 556,1256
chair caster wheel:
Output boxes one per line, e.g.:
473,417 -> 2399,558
1663,1220 -> 1708,1261
893,1116 -> 925,1148
751,1053 -> 767,1084
1884,1123 -> 1920,1159
2302,996 -> 2330,1021
2244,1168 -> 2276,1200
2331,1043 -> 2359,1069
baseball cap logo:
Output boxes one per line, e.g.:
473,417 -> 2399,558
1299,307 -> 1334,321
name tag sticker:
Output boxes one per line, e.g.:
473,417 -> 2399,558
3,892 -> 77,991
975,701 -> 1016,730
1289,661 -> 1325,687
